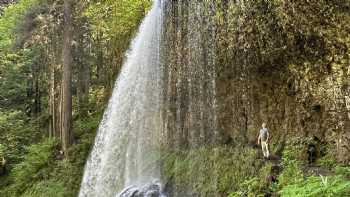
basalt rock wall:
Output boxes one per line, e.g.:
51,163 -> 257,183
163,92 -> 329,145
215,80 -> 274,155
160,0 -> 350,163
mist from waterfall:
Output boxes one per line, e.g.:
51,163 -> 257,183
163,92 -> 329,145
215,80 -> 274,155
79,1 -> 164,196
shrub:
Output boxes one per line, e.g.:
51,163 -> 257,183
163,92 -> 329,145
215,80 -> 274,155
229,163 -> 273,197
277,147 -> 304,188
279,175 -> 350,197
334,166 -> 350,178
318,153 -> 337,169
278,159 -> 304,189
0,110 -> 41,165
277,146 -> 350,197
1,139 -> 57,196
21,180 -> 66,197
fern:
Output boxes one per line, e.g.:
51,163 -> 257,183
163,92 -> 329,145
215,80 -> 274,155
5,139 -> 57,196
279,175 -> 350,197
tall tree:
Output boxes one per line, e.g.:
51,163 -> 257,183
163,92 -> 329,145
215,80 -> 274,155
61,0 -> 73,155
75,15 -> 91,118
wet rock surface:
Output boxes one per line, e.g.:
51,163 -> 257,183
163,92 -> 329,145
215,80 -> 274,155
118,183 -> 165,197
161,0 -> 350,164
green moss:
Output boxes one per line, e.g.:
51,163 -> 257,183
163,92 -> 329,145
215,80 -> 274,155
161,146 -> 266,196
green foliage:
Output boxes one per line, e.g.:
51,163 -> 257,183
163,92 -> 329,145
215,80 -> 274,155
278,159 -> 304,189
0,0 -> 348,196
283,138 -> 310,162
74,110 -> 101,138
84,0 -> 151,38
275,146 -> 350,197
0,0 -> 48,109
318,153 -> 338,169
83,0 -> 151,88
0,110 -> 41,164
228,162 -> 274,197
0,0 -> 150,195
0,139 -> 57,196
0,111 -> 100,197
162,146 -> 264,196
276,147 -> 304,190
0,0 -> 41,49
335,166 -> 350,178
51,115 -> 101,196
237,0 -> 349,70
22,180 -> 66,197
228,177 -> 264,197
279,175 -> 350,197
162,142 -> 349,197
0,50 -> 34,108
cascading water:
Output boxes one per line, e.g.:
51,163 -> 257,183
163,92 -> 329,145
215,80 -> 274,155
79,1 -> 165,196
78,0 -> 350,196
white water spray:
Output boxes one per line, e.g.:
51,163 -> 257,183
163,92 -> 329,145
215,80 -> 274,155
79,1 -> 164,196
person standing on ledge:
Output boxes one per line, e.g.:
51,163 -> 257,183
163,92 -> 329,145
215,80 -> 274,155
258,122 -> 270,159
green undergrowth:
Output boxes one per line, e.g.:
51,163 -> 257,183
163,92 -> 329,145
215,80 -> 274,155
279,174 -> 350,197
228,162 -> 273,197
161,140 -> 350,197
161,145 -> 269,196
0,112 -> 101,197
276,145 -> 350,197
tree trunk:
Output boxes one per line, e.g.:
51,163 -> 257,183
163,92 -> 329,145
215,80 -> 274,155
77,61 -> 90,118
96,32 -> 103,84
48,62 -> 56,138
34,70 -> 41,115
61,0 -> 73,155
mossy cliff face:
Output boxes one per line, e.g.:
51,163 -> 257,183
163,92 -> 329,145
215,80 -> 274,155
160,0 -> 350,163
160,146 -> 268,197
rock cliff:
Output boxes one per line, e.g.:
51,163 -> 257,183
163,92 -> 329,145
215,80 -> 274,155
160,0 -> 350,163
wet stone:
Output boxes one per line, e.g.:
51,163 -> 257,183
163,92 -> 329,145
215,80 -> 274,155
118,183 -> 165,197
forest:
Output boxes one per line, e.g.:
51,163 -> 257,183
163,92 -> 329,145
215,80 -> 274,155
0,0 -> 349,197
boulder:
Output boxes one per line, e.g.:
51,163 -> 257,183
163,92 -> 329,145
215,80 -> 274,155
118,182 -> 165,197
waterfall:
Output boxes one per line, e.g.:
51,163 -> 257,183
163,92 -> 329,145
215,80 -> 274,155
79,1 -> 164,196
